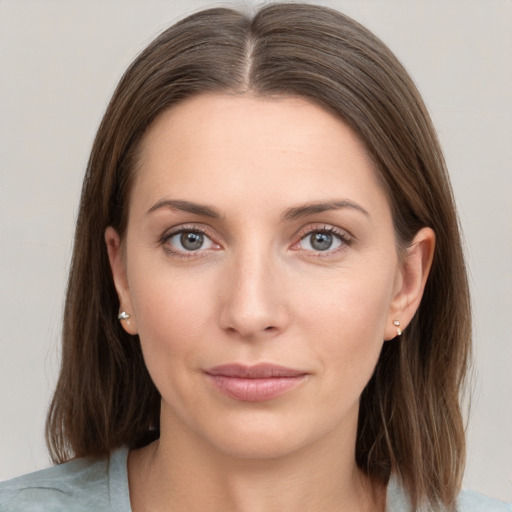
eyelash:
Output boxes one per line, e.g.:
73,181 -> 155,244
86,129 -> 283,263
159,223 -> 352,259
159,224 -> 220,259
293,224 -> 352,257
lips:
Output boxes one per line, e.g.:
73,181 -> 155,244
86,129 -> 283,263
204,363 -> 308,402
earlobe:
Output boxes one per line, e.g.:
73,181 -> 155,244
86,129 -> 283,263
104,226 -> 138,335
385,227 -> 435,340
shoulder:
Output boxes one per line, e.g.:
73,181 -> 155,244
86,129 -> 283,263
0,447 -> 130,512
457,488 -> 511,512
386,474 -> 511,512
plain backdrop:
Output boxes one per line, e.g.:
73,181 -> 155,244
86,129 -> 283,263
0,0 -> 511,502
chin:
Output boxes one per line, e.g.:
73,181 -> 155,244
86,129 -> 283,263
208,428 -> 312,461
196,408 -> 344,462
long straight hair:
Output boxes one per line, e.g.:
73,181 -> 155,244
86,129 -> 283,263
46,4 -> 471,510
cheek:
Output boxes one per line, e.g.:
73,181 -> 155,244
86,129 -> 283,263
128,270 -> 220,422
128,263 -> 217,371
297,264 -> 395,375
300,265 -> 394,334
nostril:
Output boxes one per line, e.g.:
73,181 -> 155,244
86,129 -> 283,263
264,326 -> 275,331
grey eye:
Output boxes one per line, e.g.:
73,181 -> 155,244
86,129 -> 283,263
167,230 -> 216,252
180,232 -> 204,251
310,232 -> 334,251
298,231 -> 343,252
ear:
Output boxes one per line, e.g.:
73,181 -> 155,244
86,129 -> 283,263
385,227 -> 435,340
105,226 -> 138,335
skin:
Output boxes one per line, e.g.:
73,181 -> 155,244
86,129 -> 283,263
106,93 -> 435,512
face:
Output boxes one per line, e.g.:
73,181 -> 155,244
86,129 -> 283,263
107,94 -> 430,460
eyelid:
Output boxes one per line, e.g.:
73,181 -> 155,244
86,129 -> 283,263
159,224 -> 222,257
291,223 -> 353,255
294,223 -> 352,241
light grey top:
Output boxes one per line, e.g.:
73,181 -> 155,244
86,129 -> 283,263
0,447 -> 509,511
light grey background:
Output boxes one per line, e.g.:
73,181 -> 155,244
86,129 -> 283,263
1,0 -> 511,502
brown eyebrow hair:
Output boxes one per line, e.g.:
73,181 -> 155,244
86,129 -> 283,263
147,198 -> 370,221
282,200 -> 370,220
146,199 -> 222,218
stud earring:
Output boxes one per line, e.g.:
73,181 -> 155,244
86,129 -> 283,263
118,311 -> 131,320
393,320 -> 402,336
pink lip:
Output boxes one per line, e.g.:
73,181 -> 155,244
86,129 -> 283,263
205,363 -> 308,402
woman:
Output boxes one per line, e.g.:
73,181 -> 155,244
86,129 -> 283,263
0,3 -> 508,511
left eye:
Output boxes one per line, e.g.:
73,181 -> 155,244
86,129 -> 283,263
298,231 -> 344,252
167,230 -> 216,252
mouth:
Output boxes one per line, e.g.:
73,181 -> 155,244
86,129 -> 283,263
204,363 -> 308,402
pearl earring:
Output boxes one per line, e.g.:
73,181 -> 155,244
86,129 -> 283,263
393,320 -> 402,336
118,311 -> 131,321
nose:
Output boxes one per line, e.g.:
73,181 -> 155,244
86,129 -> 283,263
218,248 -> 289,340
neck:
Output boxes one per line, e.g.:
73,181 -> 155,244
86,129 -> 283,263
128,408 -> 385,512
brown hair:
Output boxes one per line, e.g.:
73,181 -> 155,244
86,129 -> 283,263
46,3 -> 471,510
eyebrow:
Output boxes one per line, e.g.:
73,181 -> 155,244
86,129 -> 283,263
146,199 -> 222,218
146,198 -> 369,221
282,200 -> 370,221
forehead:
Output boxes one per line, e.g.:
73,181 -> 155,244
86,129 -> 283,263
130,93 -> 388,218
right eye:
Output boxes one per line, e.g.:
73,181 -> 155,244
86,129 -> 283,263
165,229 -> 217,254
